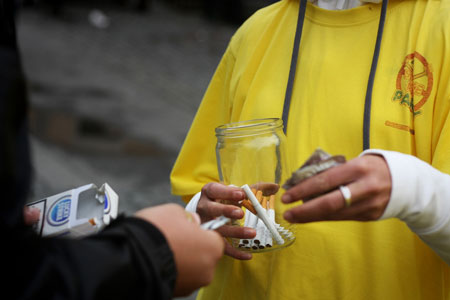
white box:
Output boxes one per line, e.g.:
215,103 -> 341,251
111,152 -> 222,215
27,183 -> 119,238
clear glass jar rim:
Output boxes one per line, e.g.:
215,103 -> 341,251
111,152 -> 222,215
215,118 -> 283,137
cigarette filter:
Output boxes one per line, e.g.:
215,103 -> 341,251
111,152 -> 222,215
241,199 -> 257,215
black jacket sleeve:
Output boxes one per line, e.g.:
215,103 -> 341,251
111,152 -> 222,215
8,217 -> 177,300
1,2 -> 177,299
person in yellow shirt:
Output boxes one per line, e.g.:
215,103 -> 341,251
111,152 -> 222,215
171,0 -> 450,299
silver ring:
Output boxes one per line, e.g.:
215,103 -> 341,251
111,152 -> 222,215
339,185 -> 352,207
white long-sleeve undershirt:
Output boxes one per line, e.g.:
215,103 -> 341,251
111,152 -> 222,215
362,149 -> 450,265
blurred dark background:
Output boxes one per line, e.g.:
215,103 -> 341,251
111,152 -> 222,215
16,0 -> 275,212
16,3 -> 276,297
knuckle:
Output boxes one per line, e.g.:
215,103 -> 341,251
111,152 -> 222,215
197,202 -> 215,220
365,177 -> 384,196
201,183 -> 213,195
353,158 -> 372,175
196,201 -> 207,214
362,201 -> 384,220
315,174 -> 332,191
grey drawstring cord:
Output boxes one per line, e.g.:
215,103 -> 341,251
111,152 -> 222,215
282,0 -> 307,133
282,0 -> 389,151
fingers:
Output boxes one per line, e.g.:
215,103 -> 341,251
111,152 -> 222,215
198,183 -> 247,222
224,242 -> 252,260
24,206 -> 40,225
201,182 -> 246,204
216,225 -> 256,239
283,188 -> 345,223
283,179 -> 389,223
197,200 -> 244,221
281,157 -> 369,204
250,182 -> 280,196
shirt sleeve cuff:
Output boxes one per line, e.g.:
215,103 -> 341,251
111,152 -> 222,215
185,192 -> 201,213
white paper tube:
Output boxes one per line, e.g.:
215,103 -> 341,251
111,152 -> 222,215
264,228 -> 272,247
239,209 -> 251,247
264,209 -> 275,247
254,219 -> 266,249
247,210 -> 258,229
247,211 -> 259,249
242,184 -> 284,245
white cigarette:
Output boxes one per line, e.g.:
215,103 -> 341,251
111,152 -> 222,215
239,208 -> 251,247
242,184 -> 284,245
255,196 -> 267,248
264,209 -> 275,247
249,211 -> 260,249
254,219 -> 266,249
247,210 -> 258,229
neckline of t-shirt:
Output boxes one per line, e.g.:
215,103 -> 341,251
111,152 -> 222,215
304,1 -> 398,27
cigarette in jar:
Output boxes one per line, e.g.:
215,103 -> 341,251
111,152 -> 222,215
246,209 -> 259,249
260,196 -> 268,247
242,184 -> 284,245
255,190 -> 263,204
241,199 -> 257,215
254,218 -> 266,249
269,195 -> 275,210
239,208 -> 251,247
252,189 -> 265,248
262,196 -> 272,247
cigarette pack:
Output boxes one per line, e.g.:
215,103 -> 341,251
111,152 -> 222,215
27,183 -> 119,238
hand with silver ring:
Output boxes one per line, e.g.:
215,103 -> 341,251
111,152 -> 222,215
281,154 -> 392,223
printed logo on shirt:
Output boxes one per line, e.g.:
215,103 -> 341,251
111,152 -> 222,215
47,196 -> 71,226
392,52 -> 433,116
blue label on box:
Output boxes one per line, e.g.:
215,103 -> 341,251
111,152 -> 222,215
104,194 -> 110,213
47,197 -> 71,226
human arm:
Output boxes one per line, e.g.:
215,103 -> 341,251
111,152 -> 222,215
281,150 -> 450,265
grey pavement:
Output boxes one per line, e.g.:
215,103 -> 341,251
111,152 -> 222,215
16,1 -> 242,299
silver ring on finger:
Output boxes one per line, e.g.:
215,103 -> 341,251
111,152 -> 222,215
339,185 -> 352,207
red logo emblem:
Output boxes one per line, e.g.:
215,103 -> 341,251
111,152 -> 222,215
392,52 -> 433,116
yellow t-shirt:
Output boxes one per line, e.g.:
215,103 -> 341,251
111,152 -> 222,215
171,0 -> 450,298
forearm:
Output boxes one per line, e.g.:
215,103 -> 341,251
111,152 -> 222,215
7,217 -> 176,300
362,149 -> 450,264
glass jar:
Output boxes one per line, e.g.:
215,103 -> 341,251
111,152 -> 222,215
215,118 -> 295,252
